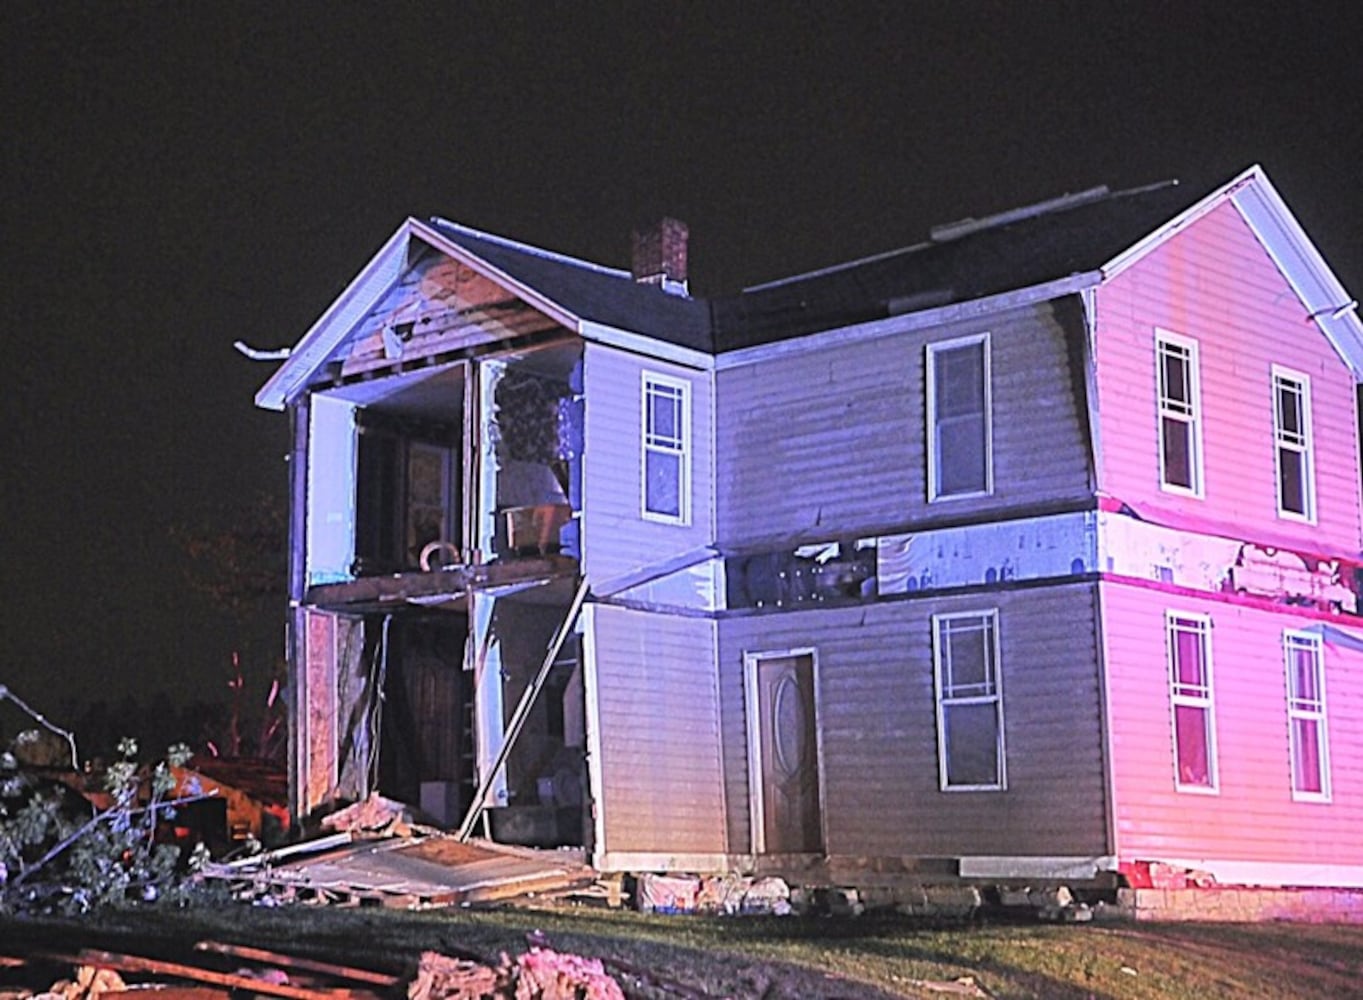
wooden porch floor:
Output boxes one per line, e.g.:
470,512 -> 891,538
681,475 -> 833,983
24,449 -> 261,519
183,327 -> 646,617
205,834 -> 593,909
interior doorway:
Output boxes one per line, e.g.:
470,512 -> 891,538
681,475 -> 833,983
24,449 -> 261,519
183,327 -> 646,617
371,614 -> 473,825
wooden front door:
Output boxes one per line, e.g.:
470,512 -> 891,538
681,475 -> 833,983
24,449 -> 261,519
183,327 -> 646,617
750,652 -> 823,854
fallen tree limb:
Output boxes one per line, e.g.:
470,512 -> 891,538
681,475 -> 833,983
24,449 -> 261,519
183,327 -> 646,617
10,792 -> 217,888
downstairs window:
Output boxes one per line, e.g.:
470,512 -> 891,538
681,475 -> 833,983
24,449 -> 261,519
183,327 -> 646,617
1166,611 -> 1217,792
933,610 -> 1005,790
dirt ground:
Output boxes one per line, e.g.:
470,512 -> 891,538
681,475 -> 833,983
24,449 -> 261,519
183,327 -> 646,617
3,904 -> 1363,999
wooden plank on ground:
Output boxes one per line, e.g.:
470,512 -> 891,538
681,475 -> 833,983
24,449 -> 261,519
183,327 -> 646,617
37,950 -> 379,1000
192,942 -> 400,987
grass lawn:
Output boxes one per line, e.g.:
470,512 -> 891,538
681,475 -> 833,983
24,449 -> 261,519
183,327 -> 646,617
3,901 -> 1362,999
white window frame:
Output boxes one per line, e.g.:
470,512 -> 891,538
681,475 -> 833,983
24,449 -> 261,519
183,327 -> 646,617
932,610 -> 1006,791
1166,611 -> 1218,794
1284,630 -> 1331,802
1156,330 -> 1205,498
926,333 -> 993,502
1272,365 -> 1316,523
640,370 -> 691,525
742,647 -> 827,855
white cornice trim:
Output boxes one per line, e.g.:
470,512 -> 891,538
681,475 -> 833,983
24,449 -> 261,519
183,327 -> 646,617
255,222 -> 416,411
714,272 -> 1101,371
579,320 -> 714,370
1100,169 -> 1253,280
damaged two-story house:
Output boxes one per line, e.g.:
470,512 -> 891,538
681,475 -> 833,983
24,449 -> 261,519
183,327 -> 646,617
255,164 -> 1363,887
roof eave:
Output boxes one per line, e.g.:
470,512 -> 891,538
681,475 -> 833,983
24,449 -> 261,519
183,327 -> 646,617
254,220 -> 417,411
1230,169 -> 1363,381
1100,164 -> 1363,381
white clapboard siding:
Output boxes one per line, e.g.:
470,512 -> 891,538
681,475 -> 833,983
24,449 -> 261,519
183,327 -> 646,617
581,343 -> 715,588
588,604 -> 725,854
715,299 -> 1092,547
716,581 -> 1109,858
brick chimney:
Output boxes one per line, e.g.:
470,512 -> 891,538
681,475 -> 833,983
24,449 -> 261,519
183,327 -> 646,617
631,217 -> 689,295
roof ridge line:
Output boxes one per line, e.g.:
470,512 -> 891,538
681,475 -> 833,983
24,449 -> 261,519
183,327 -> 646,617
742,240 -> 934,293
427,216 -> 634,280
929,185 -> 1112,242
742,178 -> 1182,295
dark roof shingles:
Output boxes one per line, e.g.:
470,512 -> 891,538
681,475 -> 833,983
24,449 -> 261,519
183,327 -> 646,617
433,180 -> 1200,355
431,221 -> 715,352
709,181 -> 1199,350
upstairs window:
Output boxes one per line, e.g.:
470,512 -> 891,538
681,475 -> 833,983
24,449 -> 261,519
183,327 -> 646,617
1166,612 -> 1217,792
1156,331 -> 1204,497
1284,631 -> 1330,800
927,335 -> 992,500
1272,366 -> 1315,521
642,372 -> 690,524
932,610 -> 1006,790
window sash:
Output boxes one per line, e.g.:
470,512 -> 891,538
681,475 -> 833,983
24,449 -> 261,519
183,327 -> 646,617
642,373 -> 690,523
1156,333 -> 1203,495
1273,369 -> 1314,520
927,336 -> 992,500
933,611 -> 1005,790
1284,632 -> 1330,799
1166,612 -> 1217,791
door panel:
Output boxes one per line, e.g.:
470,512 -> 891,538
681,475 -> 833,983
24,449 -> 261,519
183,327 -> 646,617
754,653 -> 823,853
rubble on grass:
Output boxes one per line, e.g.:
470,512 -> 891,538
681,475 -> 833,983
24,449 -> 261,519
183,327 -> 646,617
405,947 -> 626,1000
319,792 -> 416,838
634,872 -> 795,916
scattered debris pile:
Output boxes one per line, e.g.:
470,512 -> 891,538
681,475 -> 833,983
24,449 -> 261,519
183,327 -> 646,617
201,815 -> 594,910
634,872 -> 794,916
22,962 -> 127,1000
409,948 -> 625,1000
0,941 -> 401,1000
0,938 -> 633,1000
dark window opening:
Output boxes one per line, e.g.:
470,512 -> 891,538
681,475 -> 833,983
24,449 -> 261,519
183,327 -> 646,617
354,411 -> 461,576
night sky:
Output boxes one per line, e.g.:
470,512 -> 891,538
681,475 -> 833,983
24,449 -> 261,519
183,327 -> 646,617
4,4 -> 1363,720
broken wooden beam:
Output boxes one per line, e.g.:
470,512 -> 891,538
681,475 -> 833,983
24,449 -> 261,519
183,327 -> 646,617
36,950 -> 381,1000
192,942 -> 400,988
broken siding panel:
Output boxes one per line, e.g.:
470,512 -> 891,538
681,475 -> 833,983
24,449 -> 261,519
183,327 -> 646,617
297,610 -> 367,816
716,582 -> 1108,858
1095,200 -> 1363,554
589,605 -> 724,854
339,254 -> 559,376
1101,582 -> 1363,872
580,343 -> 714,589
333,614 -> 371,801
300,609 -> 339,816
714,300 -> 1091,548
